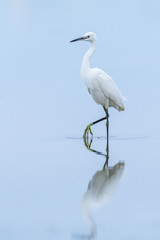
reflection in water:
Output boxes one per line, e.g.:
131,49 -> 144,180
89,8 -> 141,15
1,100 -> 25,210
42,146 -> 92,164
82,136 -> 125,239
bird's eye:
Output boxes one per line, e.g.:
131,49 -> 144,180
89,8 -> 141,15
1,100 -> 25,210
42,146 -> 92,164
87,36 -> 90,38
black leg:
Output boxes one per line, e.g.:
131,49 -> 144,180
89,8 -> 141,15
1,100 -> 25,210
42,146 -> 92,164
103,107 -> 109,140
106,110 -> 109,142
103,108 -> 109,167
83,116 -> 107,138
83,107 -> 109,139
103,120 -> 109,169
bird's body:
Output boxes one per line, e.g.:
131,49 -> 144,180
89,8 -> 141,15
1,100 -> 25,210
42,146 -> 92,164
81,67 -> 125,111
70,32 -> 126,137
71,32 -> 126,111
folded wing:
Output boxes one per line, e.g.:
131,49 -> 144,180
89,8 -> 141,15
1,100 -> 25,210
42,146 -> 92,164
97,72 -> 126,111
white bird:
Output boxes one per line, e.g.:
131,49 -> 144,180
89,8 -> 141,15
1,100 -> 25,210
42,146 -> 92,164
70,32 -> 126,138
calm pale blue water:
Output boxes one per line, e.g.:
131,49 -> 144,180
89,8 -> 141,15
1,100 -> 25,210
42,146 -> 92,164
0,1 -> 160,239
0,134 -> 160,240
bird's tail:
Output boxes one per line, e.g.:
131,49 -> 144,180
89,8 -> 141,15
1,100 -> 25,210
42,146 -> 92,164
119,96 -> 127,111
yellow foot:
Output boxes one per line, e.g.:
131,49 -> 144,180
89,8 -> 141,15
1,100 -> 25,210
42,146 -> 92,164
83,135 -> 93,150
83,124 -> 93,149
83,124 -> 93,139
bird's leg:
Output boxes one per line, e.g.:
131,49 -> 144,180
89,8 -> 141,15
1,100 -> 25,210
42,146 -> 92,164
103,107 -> 109,159
104,127 -> 109,168
83,116 -> 107,139
103,110 -> 109,169
83,108 -> 109,138
106,111 -> 109,142
103,107 -> 109,119
83,123 -> 93,140
83,133 -> 93,149
103,107 -> 109,141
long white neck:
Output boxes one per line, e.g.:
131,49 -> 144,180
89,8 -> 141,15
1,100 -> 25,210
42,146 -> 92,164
80,40 -> 97,79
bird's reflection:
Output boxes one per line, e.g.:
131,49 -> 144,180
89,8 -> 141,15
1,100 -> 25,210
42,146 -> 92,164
81,135 -> 125,240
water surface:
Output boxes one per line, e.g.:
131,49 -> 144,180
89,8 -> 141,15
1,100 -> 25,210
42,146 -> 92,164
0,132 -> 159,240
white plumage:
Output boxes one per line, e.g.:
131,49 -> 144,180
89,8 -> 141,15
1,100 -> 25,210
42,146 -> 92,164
71,32 -> 126,112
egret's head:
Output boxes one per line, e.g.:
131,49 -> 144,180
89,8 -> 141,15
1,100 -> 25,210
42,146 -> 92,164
83,32 -> 97,42
70,32 -> 97,43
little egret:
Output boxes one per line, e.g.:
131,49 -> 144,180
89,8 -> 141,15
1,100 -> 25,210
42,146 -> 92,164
70,32 -> 126,138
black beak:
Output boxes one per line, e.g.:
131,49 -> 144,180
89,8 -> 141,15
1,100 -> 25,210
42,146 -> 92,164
70,36 -> 85,43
